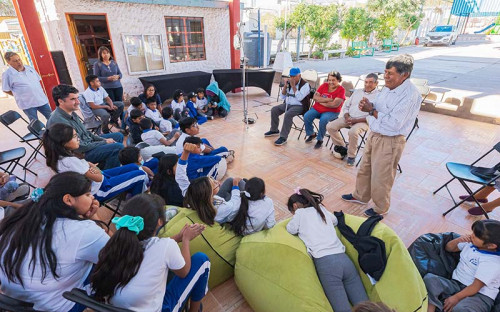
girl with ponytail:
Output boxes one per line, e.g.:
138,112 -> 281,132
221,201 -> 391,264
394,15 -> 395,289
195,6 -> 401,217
0,172 -> 109,312
286,188 -> 368,312
91,194 -> 210,312
229,177 -> 276,236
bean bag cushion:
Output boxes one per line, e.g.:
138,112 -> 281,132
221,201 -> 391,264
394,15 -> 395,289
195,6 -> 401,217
235,214 -> 427,312
158,208 -> 241,289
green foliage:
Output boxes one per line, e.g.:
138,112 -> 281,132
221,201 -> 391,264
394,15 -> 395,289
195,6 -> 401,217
340,8 -> 375,42
311,50 -> 324,59
345,47 -> 357,57
495,14 -> 500,25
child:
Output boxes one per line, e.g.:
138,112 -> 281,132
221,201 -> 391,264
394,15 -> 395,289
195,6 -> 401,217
0,173 -> 30,220
118,146 -> 158,176
229,177 -> 276,236
161,106 -> 179,130
129,109 -> 145,145
286,188 -> 368,312
43,123 -> 147,202
0,172 -> 109,312
150,154 -> 184,207
145,97 -> 171,132
138,118 -> 178,161
206,81 -> 231,118
176,142 -> 243,225
186,92 -> 207,125
424,220 -> 500,312
180,136 -> 228,181
171,89 -> 190,120
90,194 -> 210,312
127,96 -> 147,115
196,87 -> 213,120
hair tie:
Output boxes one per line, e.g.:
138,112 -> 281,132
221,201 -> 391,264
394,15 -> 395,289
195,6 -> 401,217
243,191 -> 250,198
30,188 -> 44,202
294,187 -> 301,196
112,215 -> 144,235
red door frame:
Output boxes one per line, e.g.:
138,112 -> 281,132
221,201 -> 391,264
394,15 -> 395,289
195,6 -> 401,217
229,0 -> 240,70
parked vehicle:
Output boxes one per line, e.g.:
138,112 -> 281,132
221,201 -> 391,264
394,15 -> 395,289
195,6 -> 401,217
423,25 -> 458,46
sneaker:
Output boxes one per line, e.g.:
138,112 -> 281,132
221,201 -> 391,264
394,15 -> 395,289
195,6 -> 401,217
264,130 -> 280,137
274,137 -> 287,146
346,157 -> 355,167
208,116 -> 214,120
364,208 -> 388,217
305,133 -> 317,143
332,145 -> 348,160
314,140 -> 323,149
459,195 -> 488,204
341,194 -> 367,204
468,206 -> 490,216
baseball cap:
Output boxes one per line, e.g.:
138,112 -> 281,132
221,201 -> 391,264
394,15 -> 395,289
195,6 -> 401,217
289,68 -> 301,77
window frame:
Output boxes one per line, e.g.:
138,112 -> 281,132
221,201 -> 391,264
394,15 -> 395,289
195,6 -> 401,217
121,33 -> 166,75
165,16 -> 207,63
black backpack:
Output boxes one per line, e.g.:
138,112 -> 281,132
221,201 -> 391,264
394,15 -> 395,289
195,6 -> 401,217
334,211 -> 387,281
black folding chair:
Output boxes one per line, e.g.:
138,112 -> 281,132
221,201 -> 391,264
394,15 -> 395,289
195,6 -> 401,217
99,193 -> 126,227
434,141 -> 500,219
0,147 -> 36,188
63,288 -> 132,312
353,132 -> 403,173
27,119 -> 47,163
0,111 -> 44,168
0,292 -> 39,312
328,127 -> 368,162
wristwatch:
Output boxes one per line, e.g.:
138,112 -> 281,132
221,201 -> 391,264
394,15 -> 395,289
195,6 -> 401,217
369,108 -> 376,116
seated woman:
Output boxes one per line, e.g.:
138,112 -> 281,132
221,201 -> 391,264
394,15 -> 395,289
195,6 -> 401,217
304,71 -> 346,149
43,123 -> 148,202
0,172 -> 109,312
139,84 -> 163,110
90,194 -> 210,312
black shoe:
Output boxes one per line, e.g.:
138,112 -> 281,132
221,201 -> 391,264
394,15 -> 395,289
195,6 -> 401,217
264,130 -> 280,137
305,133 -> 317,143
314,140 -> 323,149
364,208 -> 388,217
274,137 -> 287,146
332,145 -> 348,159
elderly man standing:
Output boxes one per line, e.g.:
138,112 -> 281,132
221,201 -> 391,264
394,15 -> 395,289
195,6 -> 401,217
2,52 -> 52,121
342,55 -> 421,217
327,73 -> 380,166
265,67 -> 311,146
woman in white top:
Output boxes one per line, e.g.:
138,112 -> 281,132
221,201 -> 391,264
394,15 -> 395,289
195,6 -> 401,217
286,188 -> 368,312
90,194 -> 210,312
0,172 -> 109,312
229,177 -> 276,236
42,123 -> 147,202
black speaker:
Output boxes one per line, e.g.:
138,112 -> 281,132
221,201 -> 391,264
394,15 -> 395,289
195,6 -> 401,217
50,51 -> 72,85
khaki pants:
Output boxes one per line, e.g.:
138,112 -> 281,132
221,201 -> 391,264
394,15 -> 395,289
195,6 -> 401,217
326,117 -> 369,158
353,132 -> 405,213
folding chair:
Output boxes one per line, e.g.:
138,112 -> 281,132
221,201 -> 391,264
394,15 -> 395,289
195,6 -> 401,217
27,120 -> 47,162
0,293 -> 39,312
407,85 -> 430,140
291,69 -> 319,140
0,110 -> 44,168
354,72 -> 384,90
0,147 -> 36,187
434,141 -> 500,219
353,133 -> 403,173
63,288 -> 132,312
100,193 -> 126,227
78,94 -> 103,134
329,127 -> 368,162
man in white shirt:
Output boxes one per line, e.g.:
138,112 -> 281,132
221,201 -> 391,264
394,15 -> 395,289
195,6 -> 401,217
327,73 -> 380,166
82,75 -> 124,134
264,67 -> 311,146
2,52 -> 52,121
342,54 -> 422,217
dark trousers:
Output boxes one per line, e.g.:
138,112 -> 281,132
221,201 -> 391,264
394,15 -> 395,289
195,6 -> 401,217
104,86 -> 123,102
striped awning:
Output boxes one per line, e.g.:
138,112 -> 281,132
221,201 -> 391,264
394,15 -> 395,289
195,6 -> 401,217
451,0 -> 500,17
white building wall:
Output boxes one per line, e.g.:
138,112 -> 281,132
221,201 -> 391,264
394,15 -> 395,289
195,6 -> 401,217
35,0 -> 231,97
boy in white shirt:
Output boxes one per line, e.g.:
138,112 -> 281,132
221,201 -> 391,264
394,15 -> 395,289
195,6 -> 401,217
424,220 -> 500,312
144,97 -> 172,133
139,118 -> 179,160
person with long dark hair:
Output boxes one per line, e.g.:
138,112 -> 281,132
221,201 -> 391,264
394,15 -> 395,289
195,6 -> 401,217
0,172 -> 109,312
287,188 -> 368,312
90,194 -> 210,312
93,46 -> 123,102
150,154 -> 184,207
229,177 -> 276,236
139,84 -> 162,109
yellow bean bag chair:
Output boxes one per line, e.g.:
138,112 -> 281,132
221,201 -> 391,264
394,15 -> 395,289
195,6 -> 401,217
234,215 -> 428,312
158,207 -> 241,289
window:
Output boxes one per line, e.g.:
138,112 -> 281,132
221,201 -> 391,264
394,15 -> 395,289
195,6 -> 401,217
165,17 -> 206,62
122,34 -> 165,74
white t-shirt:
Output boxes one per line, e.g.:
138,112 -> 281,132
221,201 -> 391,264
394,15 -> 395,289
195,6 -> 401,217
243,196 -> 276,235
110,237 -> 185,311
452,242 -> 500,300
141,130 -> 165,146
197,97 -> 208,108
0,219 -> 109,311
159,119 -> 172,133
286,206 -> 345,258
83,87 -> 108,106
57,156 -> 103,194
127,103 -> 147,114
145,108 -> 162,123
171,100 -> 185,112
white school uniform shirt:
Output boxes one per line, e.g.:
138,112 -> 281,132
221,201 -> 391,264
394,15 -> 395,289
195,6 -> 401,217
82,87 -> 108,106
242,196 -> 276,235
141,129 -> 165,146
145,108 -> 162,123
57,156 -> 102,194
110,237 -> 185,312
365,79 -> 422,137
171,99 -> 186,111
2,65 -> 48,109
286,206 -> 345,259
197,97 -> 208,108
342,88 -> 380,119
159,118 -> 172,133
453,242 -> 500,300
127,103 -> 147,114
0,219 -> 109,311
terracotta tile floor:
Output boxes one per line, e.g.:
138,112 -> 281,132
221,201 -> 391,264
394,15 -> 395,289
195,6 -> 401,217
1,85 -> 499,311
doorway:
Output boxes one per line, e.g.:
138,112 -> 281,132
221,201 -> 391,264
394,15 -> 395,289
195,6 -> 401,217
66,14 -> 113,88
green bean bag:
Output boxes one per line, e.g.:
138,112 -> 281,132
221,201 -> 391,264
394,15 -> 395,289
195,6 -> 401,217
158,207 -> 241,289
235,215 -> 428,312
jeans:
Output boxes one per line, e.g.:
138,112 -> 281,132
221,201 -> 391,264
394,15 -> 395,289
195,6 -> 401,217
23,103 -> 52,122
304,107 -> 339,142
92,101 -> 124,134
84,133 -> 124,169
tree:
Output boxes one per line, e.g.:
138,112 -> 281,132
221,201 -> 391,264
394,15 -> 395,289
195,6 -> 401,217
303,4 -> 341,55
340,8 -> 376,48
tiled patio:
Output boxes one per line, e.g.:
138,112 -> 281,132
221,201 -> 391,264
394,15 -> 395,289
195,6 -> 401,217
1,85 -> 499,311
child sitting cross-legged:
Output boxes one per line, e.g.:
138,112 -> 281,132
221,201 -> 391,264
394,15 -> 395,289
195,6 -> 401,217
118,146 -> 159,178
139,117 -> 180,161
43,123 -> 148,202
180,136 -> 228,181
150,154 -> 184,207
196,87 -> 213,120
171,89 -> 190,121
287,188 -> 369,312
186,92 -> 207,125
90,194 -> 210,312
424,219 -> 500,312
145,97 -> 172,132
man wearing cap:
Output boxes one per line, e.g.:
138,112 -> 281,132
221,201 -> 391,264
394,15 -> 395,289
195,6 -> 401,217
265,67 -> 311,146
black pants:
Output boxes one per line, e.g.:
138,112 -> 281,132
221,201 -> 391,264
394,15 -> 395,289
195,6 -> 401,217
105,86 -> 123,102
